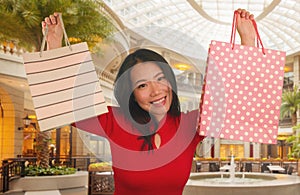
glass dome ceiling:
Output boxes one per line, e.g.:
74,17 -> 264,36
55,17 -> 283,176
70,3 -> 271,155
102,0 -> 300,59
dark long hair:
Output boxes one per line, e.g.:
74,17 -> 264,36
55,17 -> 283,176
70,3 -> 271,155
114,49 -> 181,150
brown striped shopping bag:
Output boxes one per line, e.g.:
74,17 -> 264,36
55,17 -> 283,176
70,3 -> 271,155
22,15 -> 107,131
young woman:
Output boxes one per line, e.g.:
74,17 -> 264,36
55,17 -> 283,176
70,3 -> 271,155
42,9 -> 255,195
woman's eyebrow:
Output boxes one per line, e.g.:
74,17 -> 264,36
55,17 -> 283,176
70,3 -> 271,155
134,79 -> 147,86
133,71 -> 164,86
154,72 -> 164,78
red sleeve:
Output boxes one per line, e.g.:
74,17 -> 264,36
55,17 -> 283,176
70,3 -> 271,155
185,109 -> 205,142
72,106 -> 114,138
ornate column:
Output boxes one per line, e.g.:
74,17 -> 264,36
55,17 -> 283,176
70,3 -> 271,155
244,142 -> 250,158
294,55 -> 300,120
214,138 -> 221,158
253,142 -> 261,159
202,138 -> 212,158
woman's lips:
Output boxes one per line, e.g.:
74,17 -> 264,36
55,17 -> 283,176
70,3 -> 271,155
151,97 -> 166,105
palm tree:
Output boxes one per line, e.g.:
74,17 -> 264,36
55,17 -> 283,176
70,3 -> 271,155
0,0 -> 114,52
280,85 -> 300,127
286,126 -> 300,158
0,0 -> 114,168
280,85 -> 300,159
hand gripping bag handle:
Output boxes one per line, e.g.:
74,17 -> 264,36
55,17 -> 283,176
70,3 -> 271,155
230,10 -> 265,54
40,13 -> 71,57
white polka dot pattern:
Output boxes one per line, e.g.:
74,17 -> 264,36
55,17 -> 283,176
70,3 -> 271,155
199,41 -> 286,144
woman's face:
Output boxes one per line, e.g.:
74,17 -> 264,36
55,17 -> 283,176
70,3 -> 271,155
130,62 -> 173,121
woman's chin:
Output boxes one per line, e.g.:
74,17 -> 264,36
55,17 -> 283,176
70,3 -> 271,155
150,109 -> 168,121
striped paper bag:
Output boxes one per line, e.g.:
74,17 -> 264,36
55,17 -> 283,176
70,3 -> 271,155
23,42 -> 108,131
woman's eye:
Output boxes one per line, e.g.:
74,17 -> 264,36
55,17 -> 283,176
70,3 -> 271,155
158,76 -> 167,82
137,84 -> 146,89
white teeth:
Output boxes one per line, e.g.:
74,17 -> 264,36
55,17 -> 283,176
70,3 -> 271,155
152,98 -> 165,104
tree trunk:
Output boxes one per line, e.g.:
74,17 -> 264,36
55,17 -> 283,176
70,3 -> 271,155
298,159 -> 300,176
291,113 -> 300,154
291,112 -> 297,127
36,131 -> 50,168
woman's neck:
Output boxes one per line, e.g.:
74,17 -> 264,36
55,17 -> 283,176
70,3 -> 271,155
152,113 -> 167,123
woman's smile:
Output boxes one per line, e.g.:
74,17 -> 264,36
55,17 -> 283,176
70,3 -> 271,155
151,96 -> 166,105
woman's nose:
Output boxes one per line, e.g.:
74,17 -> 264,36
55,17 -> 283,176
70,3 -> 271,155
149,81 -> 160,96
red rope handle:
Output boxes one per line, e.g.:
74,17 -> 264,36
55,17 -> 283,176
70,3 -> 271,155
230,11 -> 238,49
230,11 -> 265,55
251,19 -> 265,54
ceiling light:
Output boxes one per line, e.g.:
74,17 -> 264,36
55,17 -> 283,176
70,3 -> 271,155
174,63 -> 191,71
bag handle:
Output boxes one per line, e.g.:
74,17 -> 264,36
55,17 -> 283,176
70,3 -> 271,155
40,14 -> 71,57
230,10 -> 265,55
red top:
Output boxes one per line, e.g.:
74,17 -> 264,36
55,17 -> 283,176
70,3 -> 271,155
74,106 -> 203,195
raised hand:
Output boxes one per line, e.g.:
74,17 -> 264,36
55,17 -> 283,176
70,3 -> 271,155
41,12 -> 63,50
235,9 -> 256,46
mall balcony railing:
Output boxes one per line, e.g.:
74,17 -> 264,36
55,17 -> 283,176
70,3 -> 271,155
0,41 -> 25,56
279,117 -> 292,127
283,76 -> 294,90
192,157 -> 299,174
0,156 -> 100,193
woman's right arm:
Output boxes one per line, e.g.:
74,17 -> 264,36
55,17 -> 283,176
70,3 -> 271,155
42,13 -> 112,138
72,106 -> 116,138
72,115 -> 109,138
41,12 -> 63,50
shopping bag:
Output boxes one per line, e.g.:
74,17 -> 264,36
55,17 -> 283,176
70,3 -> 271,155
22,15 -> 108,131
198,11 -> 286,144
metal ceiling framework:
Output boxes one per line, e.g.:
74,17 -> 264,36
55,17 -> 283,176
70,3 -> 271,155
102,0 -> 300,58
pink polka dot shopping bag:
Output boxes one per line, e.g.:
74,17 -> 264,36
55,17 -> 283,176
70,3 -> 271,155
198,11 -> 286,144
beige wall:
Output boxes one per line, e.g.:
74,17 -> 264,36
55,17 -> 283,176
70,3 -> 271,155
0,83 -> 24,164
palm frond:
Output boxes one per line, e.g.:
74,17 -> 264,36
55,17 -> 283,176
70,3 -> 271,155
0,0 -> 115,52
280,85 -> 300,120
